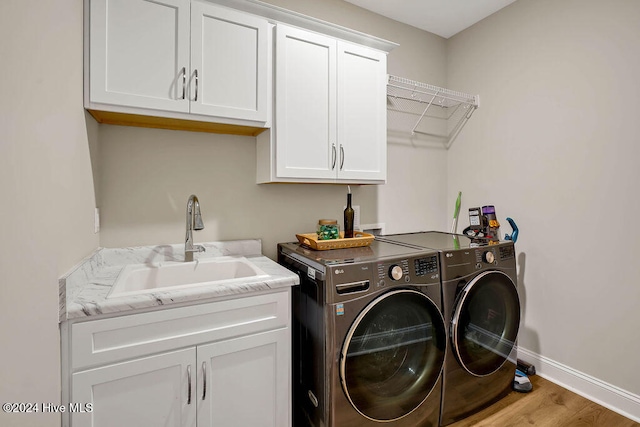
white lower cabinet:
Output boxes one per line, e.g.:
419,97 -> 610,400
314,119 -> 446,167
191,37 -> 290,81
197,329 -> 290,427
71,348 -> 196,427
63,290 -> 291,427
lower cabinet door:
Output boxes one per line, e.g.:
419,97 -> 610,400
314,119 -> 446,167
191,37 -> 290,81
71,348 -> 196,427
197,329 -> 291,427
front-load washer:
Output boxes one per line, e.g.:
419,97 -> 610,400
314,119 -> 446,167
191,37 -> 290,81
377,232 -> 520,426
278,240 -> 447,427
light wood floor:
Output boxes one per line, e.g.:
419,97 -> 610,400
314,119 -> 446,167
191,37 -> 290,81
449,375 -> 639,427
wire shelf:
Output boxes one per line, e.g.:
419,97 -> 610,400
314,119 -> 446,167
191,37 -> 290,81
386,75 -> 479,148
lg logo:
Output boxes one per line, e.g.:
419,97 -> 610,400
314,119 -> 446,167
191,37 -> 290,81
335,269 -> 345,275
446,253 -> 453,258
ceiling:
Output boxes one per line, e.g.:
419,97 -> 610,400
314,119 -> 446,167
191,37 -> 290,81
344,0 -> 518,39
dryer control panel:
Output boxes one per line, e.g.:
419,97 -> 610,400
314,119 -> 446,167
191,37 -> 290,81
499,244 -> 515,260
473,241 -> 515,268
475,248 -> 497,266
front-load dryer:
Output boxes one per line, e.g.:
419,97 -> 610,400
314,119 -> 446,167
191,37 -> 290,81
377,232 -> 520,426
278,240 -> 447,426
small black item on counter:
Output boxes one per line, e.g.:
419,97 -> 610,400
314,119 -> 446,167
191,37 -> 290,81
344,186 -> 354,238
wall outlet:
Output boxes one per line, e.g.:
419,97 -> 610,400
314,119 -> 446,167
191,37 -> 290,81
360,223 -> 386,236
362,222 -> 385,236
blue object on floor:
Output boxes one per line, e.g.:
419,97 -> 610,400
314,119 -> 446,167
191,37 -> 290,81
513,368 -> 533,393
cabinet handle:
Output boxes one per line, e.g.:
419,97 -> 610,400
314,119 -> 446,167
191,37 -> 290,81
181,67 -> 186,100
340,144 -> 345,170
187,365 -> 192,405
331,144 -> 337,170
194,69 -> 199,102
202,362 -> 207,401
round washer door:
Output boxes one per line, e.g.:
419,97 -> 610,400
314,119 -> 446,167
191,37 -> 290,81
452,270 -> 520,377
340,289 -> 446,422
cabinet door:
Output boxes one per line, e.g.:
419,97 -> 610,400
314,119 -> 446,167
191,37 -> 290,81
275,25 -> 337,180
337,42 -> 387,182
71,348 -> 196,427
190,2 -> 268,122
89,0 -> 190,112
197,329 -> 291,427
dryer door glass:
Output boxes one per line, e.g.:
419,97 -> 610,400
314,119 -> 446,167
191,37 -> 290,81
340,290 -> 446,421
452,270 -> 520,376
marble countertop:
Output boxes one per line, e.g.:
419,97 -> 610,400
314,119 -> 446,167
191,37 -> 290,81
59,239 -> 299,322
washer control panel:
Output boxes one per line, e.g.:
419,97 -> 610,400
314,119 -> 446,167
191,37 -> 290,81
375,255 -> 439,288
414,256 -> 439,276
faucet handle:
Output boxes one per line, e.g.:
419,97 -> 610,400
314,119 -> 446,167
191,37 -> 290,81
186,245 -> 206,253
184,245 -> 205,262
191,245 -> 206,253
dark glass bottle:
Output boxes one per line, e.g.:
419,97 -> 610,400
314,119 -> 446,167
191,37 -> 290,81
344,192 -> 354,238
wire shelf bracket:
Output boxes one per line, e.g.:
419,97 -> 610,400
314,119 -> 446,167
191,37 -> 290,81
386,75 -> 479,148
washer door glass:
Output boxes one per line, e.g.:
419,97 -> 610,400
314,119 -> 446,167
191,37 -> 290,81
452,270 -> 520,376
340,289 -> 446,421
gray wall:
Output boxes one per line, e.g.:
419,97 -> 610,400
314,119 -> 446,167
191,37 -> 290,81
0,0 -> 99,426
447,0 -> 640,396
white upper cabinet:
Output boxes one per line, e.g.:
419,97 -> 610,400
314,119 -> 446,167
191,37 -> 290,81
89,0 -> 191,112
86,0 -> 396,170
337,42 -> 387,182
275,26 -> 337,180
86,0 -> 269,129
258,24 -> 388,184
190,2 -> 268,121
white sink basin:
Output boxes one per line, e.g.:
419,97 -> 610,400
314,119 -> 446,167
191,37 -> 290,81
108,256 -> 268,298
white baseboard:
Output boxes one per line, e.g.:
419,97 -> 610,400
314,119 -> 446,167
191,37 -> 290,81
518,347 -> 640,423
